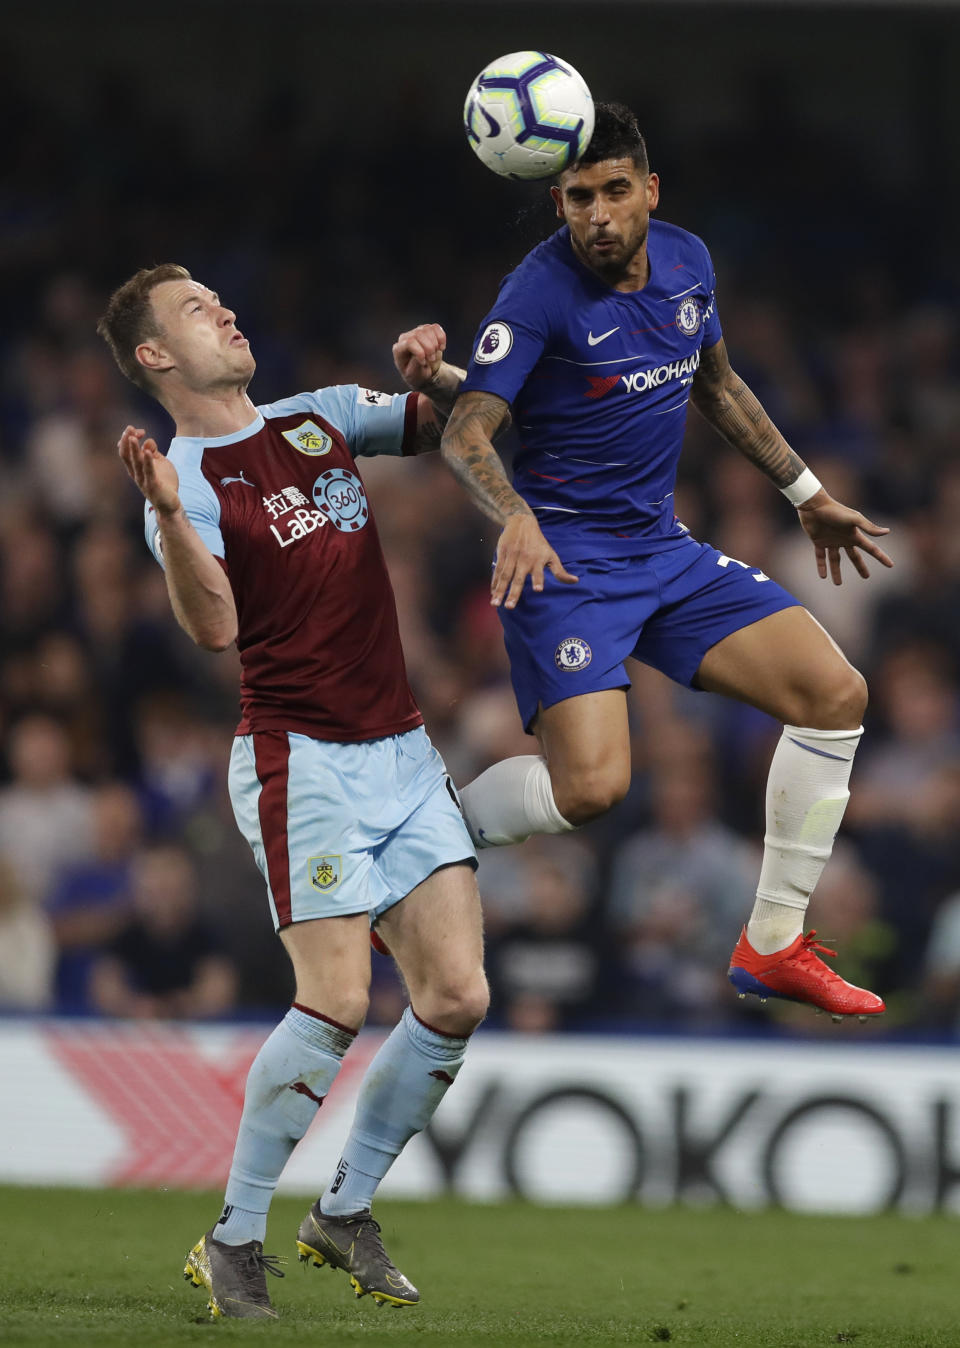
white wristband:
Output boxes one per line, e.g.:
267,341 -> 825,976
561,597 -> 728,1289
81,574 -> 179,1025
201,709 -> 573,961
780,469 -> 822,507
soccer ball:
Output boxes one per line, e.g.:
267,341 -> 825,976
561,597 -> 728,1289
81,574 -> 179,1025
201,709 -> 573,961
463,51 -> 594,181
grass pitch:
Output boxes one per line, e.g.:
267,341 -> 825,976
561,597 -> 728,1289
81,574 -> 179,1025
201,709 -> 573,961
0,1186 -> 955,1347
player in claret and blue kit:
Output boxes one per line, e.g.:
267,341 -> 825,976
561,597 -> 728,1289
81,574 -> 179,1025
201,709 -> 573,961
412,102 -> 894,1021
98,265 -> 487,1319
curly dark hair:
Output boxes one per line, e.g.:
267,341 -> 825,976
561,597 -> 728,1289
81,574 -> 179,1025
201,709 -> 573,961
577,101 -> 649,174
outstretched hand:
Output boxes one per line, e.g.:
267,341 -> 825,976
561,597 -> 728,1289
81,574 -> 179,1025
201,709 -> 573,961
797,491 -> 893,585
118,425 -> 181,516
492,514 -> 578,609
392,323 -> 446,391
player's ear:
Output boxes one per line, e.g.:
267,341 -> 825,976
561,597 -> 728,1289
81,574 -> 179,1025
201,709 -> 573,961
550,185 -> 565,219
646,172 -> 660,211
135,340 -> 174,377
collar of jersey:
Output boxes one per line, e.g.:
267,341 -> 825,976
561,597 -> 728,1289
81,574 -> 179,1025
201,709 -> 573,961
170,411 -> 265,451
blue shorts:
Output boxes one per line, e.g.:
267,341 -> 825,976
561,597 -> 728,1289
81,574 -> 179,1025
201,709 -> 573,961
500,535 -> 799,731
228,726 -> 476,930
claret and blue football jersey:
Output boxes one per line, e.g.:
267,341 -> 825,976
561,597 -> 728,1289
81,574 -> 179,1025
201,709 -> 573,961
144,384 -> 424,742
461,217 -> 722,549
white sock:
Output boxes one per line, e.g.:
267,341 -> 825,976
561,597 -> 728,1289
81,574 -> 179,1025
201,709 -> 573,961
746,724 -> 863,955
458,755 -> 574,847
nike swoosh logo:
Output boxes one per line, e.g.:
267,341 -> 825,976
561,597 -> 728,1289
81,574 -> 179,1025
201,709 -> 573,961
587,327 -> 619,346
788,737 -> 848,762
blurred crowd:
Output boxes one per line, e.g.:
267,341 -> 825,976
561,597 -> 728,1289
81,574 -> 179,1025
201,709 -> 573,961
1,60 -> 959,1036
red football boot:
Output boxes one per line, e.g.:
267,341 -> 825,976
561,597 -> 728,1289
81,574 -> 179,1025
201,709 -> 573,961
370,929 -> 391,957
728,927 -> 885,1020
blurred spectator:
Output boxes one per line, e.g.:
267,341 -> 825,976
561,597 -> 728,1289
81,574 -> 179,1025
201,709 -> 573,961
31,632 -> 107,779
0,519 -> 65,653
0,854 -> 54,1010
848,644 -> 960,829
0,714 -> 92,905
90,843 -> 236,1020
898,306 -> 960,439
453,683 -> 537,786
26,344 -> 135,528
186,750 -> 295,1012
484,836 -> 604,1032
769,458 -> 915,666
46,782 -> 143,1012
132,693 -> 220,836
606,760 -> 757,1023
867,505 -> 960,674
920,886 -> 960,1031
854,758 -> 960,990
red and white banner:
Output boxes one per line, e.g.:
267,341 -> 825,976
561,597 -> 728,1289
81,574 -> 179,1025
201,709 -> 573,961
3,1019 -> 960,1215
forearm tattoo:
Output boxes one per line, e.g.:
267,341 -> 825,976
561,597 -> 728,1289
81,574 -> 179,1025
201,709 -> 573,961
411,364 -> 468,454
691,339 -> 806,488
412,409 -> 447,454
421,363 -> 467,417
441,390 -> 531,525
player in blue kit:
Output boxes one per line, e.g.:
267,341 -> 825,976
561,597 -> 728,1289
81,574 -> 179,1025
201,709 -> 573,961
399,103 -> 892,1019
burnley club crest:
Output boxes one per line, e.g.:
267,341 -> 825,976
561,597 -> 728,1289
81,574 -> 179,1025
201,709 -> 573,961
309,855 -> 341,892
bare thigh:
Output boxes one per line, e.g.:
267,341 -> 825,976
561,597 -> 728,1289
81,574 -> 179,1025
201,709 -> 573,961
695,607 -> 867,728
533,688 -> 632,823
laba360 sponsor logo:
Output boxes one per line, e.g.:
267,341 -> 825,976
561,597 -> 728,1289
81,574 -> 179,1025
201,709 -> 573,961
261,485 -> 329,549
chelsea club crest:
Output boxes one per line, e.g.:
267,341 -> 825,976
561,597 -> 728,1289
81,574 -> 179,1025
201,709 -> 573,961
675,298 -> 702,338
555,637 -> 592,672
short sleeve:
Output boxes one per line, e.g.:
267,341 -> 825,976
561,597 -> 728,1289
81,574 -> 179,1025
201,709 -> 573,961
700,244 -> 723,349
460,271 -> 553,406
264,386 -> 417,458
144,444 -> 224,567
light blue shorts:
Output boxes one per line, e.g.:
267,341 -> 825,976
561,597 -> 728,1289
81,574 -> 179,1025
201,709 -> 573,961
228,726 -> 476,930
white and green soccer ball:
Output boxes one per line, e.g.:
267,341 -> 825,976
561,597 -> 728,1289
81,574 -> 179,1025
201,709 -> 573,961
463,51 -> 595,181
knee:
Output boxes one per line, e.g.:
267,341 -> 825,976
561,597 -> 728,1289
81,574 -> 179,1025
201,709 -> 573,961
296,984 -> 369,1033
553,764 -> 630,826
787,665 -> 868,731
415,971 -> 489,1038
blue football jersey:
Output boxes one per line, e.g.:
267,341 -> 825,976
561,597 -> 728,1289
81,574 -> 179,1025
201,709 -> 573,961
461,218 -> 722,549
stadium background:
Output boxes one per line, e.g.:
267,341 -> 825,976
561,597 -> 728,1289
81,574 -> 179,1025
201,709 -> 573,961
2,0 -> 960,1216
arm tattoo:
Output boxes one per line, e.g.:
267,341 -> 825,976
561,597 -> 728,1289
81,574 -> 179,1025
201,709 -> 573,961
691,338 -> 806,488
409,363 -> 472,455
411,408 -> 446,455
420,363 -> 466,417
441,390 -> 532,525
